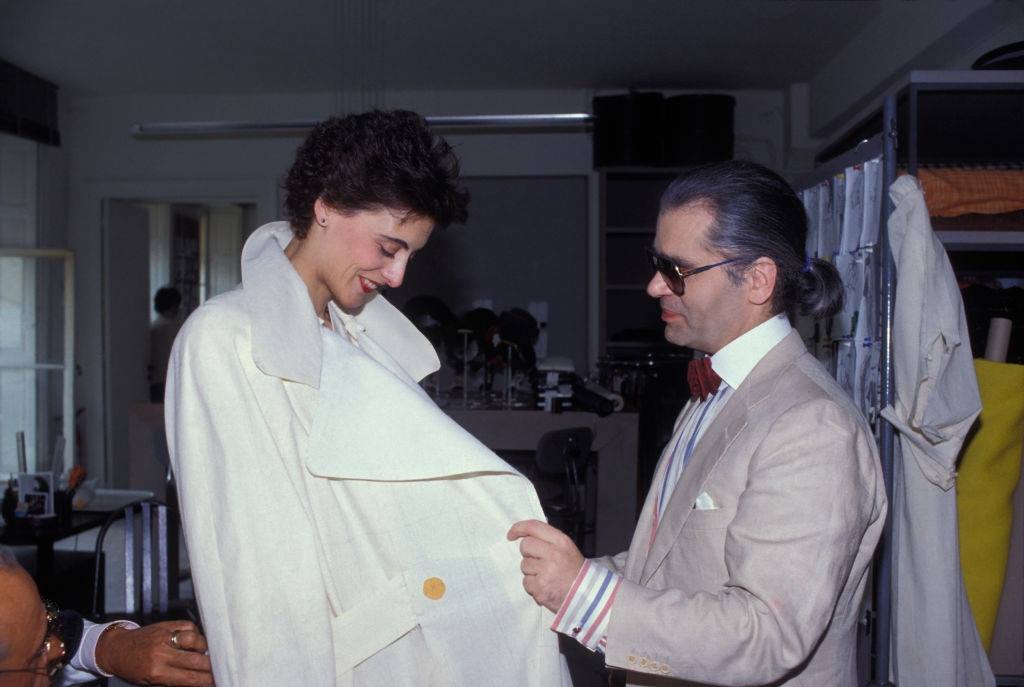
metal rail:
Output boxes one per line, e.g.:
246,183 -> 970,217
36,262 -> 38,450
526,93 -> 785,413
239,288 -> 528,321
131,113 -> 594,137
869,92 -> 898,687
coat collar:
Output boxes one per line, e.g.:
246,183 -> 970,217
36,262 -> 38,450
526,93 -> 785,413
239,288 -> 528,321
241,222 -> 439,388
305,329 -> 520,481
639,330 -> 808,583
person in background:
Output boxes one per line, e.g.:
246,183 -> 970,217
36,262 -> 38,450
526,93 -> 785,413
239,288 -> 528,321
149,286 -> 183,403
0,546 -> 212,686
510,160 -> 887,686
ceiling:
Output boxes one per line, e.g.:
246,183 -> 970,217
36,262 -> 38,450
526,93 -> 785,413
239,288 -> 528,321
0,0 -> 885,97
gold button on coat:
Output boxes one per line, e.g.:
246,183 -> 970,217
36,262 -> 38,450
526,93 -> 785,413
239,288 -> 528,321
423,577 -> 446,600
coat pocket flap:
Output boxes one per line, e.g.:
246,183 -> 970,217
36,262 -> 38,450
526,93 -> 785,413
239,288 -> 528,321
332,573 -> 418,676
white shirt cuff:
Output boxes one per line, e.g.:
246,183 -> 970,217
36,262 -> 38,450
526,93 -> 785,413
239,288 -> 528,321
70,619 -> 141,677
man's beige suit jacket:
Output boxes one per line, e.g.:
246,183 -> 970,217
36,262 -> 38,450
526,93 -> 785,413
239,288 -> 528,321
601,331 -> 887,686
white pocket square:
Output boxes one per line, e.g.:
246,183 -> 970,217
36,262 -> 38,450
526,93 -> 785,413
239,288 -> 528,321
694,491 -> 718,511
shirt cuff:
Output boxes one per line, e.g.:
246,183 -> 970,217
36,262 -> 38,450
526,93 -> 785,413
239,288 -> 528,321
551,559 -> 622,653
70,619 -> 141,677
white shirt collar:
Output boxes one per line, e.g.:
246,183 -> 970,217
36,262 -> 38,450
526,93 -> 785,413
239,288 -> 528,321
710,313 -> 792,391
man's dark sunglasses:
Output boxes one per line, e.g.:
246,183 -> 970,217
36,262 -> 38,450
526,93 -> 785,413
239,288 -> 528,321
0,600 -> 71,679
645,246 -> 739,296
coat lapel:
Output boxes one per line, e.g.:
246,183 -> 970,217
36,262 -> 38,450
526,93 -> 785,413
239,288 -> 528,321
240,222 -> 440,389
348,298 -> 440,383
242,222 -> 324,387
304,330 -> 521,481
623,406 -> 691,581
638,331 -> 807,584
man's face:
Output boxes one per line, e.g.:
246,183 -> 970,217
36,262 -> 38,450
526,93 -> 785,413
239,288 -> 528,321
646,203 -> 752,355
0,567 -> 63,687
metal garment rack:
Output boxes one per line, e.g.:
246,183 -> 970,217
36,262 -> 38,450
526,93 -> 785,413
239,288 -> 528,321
875,94 -> 898,687
809,71 -> 1024,687
794,101 -> 897,687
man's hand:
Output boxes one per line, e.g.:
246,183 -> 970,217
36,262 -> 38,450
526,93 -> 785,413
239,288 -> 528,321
507,519 -> 585,613
95,620 -> 214,686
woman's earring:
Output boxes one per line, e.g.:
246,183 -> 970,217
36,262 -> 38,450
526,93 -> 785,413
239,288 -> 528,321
319,217 -> 327,226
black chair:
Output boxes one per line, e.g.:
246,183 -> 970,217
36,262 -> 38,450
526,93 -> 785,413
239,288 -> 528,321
91,498 -> 192,624
533,427 -> 595,552
83,498 -> 198,686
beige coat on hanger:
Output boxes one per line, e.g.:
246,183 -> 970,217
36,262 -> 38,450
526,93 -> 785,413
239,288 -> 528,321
880,175 -> 994,687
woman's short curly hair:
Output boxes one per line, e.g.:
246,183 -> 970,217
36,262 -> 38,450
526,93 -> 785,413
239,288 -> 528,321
284,110 -> 469,238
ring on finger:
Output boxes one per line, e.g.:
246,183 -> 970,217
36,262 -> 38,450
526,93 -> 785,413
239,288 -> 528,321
169,629 -> 182,650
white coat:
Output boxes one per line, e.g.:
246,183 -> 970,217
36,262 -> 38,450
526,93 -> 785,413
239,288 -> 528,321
880,176 -> 994,687
166,223 -> 571,686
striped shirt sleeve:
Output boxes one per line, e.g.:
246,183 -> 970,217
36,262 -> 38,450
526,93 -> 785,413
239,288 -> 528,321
551,559 -> 622,653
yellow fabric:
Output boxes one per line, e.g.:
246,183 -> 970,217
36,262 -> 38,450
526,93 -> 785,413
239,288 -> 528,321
957,359 -> 1024,650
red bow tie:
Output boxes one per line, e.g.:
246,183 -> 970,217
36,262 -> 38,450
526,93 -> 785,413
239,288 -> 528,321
687,357 -> 722,402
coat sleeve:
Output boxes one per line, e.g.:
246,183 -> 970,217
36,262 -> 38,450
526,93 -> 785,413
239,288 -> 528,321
604,400 -> 882,685
165,307 -> 335,686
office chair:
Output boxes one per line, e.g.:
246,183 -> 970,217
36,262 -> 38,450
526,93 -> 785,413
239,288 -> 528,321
533,427 -> 595,552
91,498 -> 190,624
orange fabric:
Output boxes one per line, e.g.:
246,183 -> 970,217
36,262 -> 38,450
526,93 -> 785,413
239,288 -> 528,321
899,169 -> 1024,218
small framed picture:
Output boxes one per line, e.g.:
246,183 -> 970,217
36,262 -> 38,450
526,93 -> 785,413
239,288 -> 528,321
17,473 -> 55,517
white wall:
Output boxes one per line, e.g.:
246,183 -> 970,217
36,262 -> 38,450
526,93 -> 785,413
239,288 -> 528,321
395,176 -> 590,371
806,0 -> 1024,138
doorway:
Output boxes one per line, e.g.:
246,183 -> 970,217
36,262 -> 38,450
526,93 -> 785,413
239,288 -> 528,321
101,199 -> 255,489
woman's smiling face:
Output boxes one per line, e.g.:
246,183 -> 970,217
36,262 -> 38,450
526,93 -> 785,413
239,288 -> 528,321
302,199 -> 434,315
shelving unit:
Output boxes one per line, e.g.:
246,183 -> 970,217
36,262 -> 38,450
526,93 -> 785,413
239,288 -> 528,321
808,70 -> 1024,686
936,230 -> 1024,252
598,169 -> 684,356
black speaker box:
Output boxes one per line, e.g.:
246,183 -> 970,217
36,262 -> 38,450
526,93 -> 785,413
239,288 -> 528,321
592,92 -> 665,167
664,94 -> 735,164
0,60 -> 61,145
592,92 -> 735,168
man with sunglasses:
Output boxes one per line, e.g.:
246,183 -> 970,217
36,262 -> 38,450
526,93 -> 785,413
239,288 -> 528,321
511,160 -> 886,686
0,547 -> 213,686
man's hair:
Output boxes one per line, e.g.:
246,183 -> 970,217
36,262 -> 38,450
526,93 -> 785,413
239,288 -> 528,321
660,160 -> 843,319
283,110 -> 470,237
153,286 -> 182,314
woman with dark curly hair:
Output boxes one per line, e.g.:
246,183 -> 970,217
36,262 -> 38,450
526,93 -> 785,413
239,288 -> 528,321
281,111 -> 469,317
164,111 -> 571,686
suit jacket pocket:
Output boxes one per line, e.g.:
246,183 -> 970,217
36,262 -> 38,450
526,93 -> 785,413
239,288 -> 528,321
680,506 -> 736,531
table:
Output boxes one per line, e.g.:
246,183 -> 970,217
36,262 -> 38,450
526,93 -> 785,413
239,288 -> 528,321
1,511 -> 109,590
1,489 -> 157,593
446,409 -> 639,555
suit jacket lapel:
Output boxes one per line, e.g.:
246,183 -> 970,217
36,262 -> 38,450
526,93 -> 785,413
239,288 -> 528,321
638,331 -> 807,584
623,404 -> 692,581
639,396 -> 749,584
